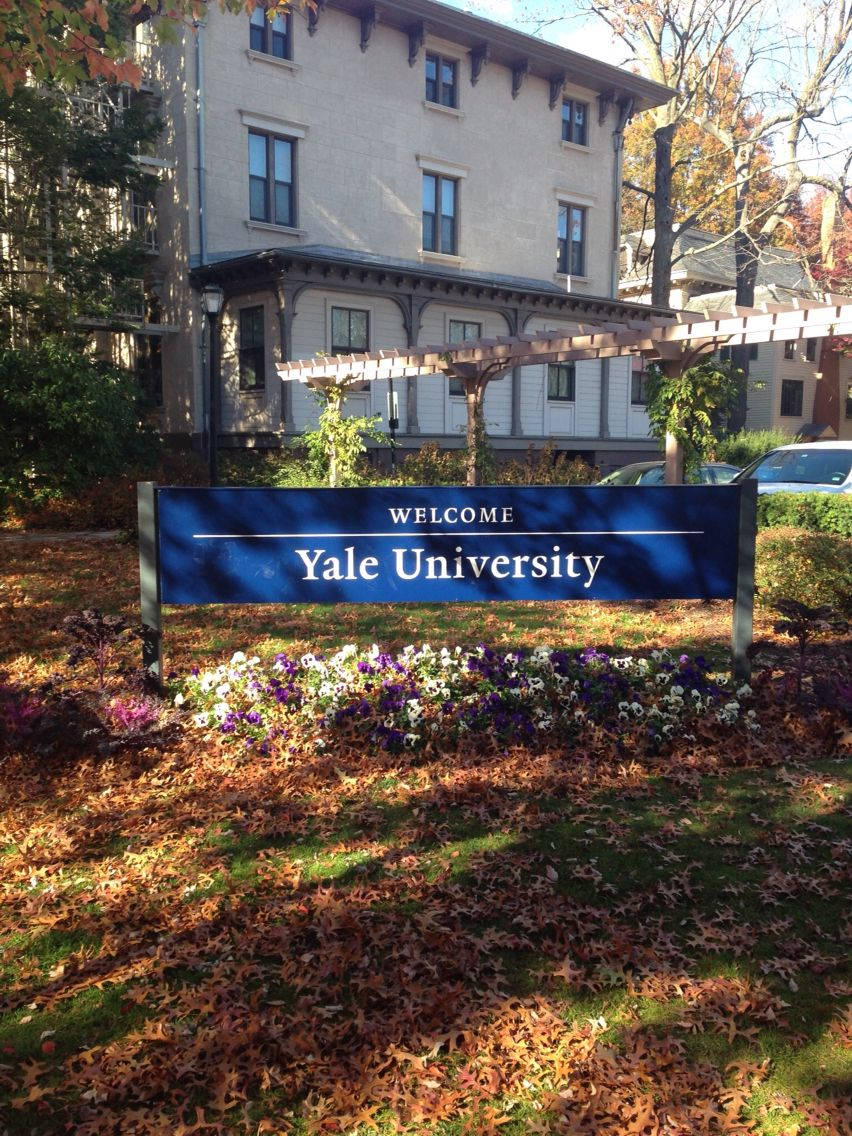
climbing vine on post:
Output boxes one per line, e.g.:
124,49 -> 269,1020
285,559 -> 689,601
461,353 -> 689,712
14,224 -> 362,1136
645,358 -> 740,478
304,381 -> 384,487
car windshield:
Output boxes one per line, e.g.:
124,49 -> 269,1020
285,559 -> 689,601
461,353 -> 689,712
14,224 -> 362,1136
743,448 -> 852,486
599,467 -> 645,485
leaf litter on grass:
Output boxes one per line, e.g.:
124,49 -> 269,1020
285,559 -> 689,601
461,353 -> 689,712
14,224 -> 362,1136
0,542 -> 850,1134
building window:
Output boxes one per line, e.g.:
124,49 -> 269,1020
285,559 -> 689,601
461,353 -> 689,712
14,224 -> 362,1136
846,382 -> 852,419
561,99 -> 588,145
135,333 -> 162,406
239,306 -> 265,391
425,53 -> 457,107
331,307 -> 369,354
249,5 -> 291,58
547,362 -> 575,401
248,130 -> 294,227
557,204 -> 585,276
805,338 -> 818,362
780,378 -> 803,417
784,340 -> 796,360
720,344 -> 758,362
631,370 -> 651,406
447,318 -> 481,396
422,173 -> 457,254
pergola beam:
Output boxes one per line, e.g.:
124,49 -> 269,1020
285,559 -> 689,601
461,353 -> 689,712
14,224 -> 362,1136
278,296 -> 852,388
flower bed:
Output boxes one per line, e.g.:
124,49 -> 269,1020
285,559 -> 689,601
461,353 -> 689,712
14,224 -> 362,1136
178,644 -> 757,755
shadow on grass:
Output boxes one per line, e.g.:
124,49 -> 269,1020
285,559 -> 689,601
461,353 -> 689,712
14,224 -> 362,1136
1,732 -> 849,1135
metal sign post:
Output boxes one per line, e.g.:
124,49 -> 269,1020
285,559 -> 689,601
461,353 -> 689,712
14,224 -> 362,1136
137,481 -> 162,689
732,478 -> 757,682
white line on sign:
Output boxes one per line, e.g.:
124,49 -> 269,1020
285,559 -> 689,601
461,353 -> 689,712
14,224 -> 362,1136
191,530 -> 706,539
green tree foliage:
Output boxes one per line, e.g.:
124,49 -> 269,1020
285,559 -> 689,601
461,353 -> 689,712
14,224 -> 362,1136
0,339 -> 158,505
0,81 -> 161,344
645,358 -> 740,475
303,385 -> 385,488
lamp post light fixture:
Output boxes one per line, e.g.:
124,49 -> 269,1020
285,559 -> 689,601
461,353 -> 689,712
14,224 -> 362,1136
202,283 -> 225,486
387,376 -> 399,470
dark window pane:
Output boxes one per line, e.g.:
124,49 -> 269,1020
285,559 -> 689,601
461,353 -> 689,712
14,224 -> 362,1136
573,102 -> 587,145
561,101 -> 571,141
441,214 -> 455,254
631,372 -> 650,405
441,59 -> 456,106
784,340 -> 796,360
250,175 -> 267,221
845,383 -> 852,418
349,309 -> 368,350
331,308 -> 347,351
274,182 -> 292,226
780,379 -> 803,416
449,319 -> 480,342
249,7 -> 265,50
422,212 -> 435,251
547,363 -> 575,400
239,306 -> 265,390
331,307 -> 369,353
805,338 -> 817,362
425,54 -> 438,102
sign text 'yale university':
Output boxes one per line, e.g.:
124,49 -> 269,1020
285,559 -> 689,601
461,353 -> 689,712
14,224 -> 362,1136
154,486 -> 746,605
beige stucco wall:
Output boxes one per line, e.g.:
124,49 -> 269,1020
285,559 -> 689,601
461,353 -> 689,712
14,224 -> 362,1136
199,7 -> 615,292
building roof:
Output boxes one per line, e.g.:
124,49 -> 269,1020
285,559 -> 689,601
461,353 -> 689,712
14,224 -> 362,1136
191,244 -> 676,322
322,0 -> 673,111
621,229 -> 812,295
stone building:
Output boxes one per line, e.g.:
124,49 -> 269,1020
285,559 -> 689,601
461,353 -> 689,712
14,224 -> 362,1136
137,0 -> 674,467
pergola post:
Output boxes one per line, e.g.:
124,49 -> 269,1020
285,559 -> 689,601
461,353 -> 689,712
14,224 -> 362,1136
665,431 -> 684,485
464,374 -> 485,486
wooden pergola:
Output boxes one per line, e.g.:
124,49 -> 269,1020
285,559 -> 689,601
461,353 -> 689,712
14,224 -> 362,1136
278,294 -> 852,484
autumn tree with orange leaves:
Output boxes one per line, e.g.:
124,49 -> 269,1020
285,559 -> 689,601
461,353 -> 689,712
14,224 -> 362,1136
0,0 -> 300,94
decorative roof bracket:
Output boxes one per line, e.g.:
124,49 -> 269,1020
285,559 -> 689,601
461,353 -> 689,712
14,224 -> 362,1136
407,21 -> 425,66
598,89 -> 615,124
548,71 -> 566,110
359,5 -> 376,52
307,0 -> 326,37
511,59 -> 529,99
469,42 -> 490,85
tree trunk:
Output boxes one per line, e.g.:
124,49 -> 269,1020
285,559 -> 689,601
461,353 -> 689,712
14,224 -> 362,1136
729,227 -> 760,432
651,122 -> 677,308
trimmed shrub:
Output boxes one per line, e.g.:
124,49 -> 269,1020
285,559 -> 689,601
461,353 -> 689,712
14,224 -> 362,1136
220,447 -> 318,488
499,442 -> 599,486
756,491 -> 852,537
755,526 -> 852,614
714,428 -> 792,468
391,443 -> 467,486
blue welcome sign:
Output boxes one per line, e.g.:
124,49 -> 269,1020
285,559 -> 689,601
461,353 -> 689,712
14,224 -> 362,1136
137,482 -> 756,680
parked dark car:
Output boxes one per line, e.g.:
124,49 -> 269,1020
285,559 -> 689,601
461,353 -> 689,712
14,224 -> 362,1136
597,461 -> 741,486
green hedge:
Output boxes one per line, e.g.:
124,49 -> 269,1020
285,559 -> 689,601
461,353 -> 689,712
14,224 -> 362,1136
756,492 -> 852,537
755,526 -> 852,614
715,428 -> 793,467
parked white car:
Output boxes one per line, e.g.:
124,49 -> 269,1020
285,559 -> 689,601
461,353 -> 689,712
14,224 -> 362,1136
732,441 -> 852,494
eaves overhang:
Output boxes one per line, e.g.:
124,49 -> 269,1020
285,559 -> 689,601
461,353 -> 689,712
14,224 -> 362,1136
190,247 -> 676,324
325,0 -> 674,111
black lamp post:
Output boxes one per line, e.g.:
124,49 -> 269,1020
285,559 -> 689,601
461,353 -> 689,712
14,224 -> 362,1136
387,376 -> 398,470
202,283 -> 224,486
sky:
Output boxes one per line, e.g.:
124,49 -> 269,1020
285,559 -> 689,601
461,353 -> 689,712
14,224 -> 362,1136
443,0 -> 849,186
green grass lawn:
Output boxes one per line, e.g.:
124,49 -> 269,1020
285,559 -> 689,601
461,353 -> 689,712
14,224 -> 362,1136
0,540 -> 849,1134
